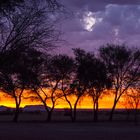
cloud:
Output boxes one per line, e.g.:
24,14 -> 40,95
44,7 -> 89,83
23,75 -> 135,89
60,0 -> 140,12
57,1 -> 140,53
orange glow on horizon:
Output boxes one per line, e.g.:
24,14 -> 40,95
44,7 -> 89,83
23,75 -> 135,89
0,90 -> 126,109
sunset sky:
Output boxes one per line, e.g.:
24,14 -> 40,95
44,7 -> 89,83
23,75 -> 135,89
0,91 -> 126,109
56,0 -> 140,54
0,0 -> 139,110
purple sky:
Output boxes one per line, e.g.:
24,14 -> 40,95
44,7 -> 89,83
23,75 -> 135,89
55,0 -> 140,54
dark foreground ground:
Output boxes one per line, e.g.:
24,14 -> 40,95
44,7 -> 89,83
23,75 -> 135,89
0,122 -> 140,140
0,110 -> 140,140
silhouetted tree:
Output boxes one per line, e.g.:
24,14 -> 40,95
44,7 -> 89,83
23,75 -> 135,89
0,0 -> 62,15
0,0 -> 63,122
99,44 -> 140,121
72,48 -> 112,122
34,55 -> 60,122
86,58 -> 112,122
0,45 -> 43,122
0,49 -> 23,122
48,55 -> 75,121
124,87 -> 140,124
0,0 -> 24,15
14,48 -> 52,122
51,55 -> 75,121
30,54 -> 73,122
1,3 -> 61,53
69,48 -> 95,121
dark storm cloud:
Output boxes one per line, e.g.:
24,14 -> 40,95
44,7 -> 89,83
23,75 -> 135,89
60,0 -> 140,12
57,0 -> 140,54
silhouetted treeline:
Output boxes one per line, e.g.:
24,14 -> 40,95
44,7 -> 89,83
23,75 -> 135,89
0,44 -> 139,122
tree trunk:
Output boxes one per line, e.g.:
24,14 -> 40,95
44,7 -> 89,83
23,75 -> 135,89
73,98 -> 79,122
46,105 -> 54,122
109,101 -> 117,121
73,105 -> 77,122
93,102 -> 96,121
64,95 -> 74,122
67,107 -> 74,122
13,101 -> 20,122
94,100 -> 99,122
96,100 -> 99,122
13,89 -> 23,122
70,110 -> 74,122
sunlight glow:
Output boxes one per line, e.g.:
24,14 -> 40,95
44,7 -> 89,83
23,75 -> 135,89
0,90 -> 127,109
82,11 -> 96,32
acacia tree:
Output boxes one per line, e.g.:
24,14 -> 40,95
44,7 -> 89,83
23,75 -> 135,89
47,55 -> 75,121
72,48 -> 112,122
29,54 -> 72,122
67,48 -> 96,121
0,2 -> 61,53
0,48 -> 23,122
34,55 -> 61,122
47,54 -> 74,121
0,45 -> 43,122
124,87 -> 140,123
0,0 -> 63,119
86,58 -> 112,122
99,44 -> 140,121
